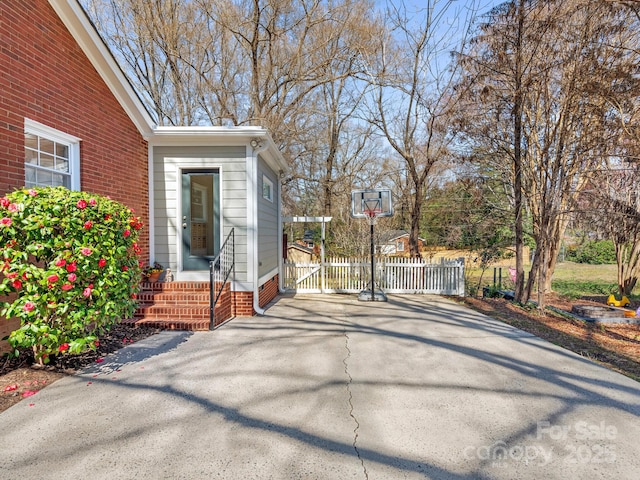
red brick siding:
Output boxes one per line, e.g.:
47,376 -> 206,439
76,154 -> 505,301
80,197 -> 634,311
213,282 -> 232,326
0,291 -> 19,354
0,0 -> 149,257
233,291 -> 255,317
259,274 -> 279,308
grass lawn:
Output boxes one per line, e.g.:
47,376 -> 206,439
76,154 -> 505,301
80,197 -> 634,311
467,261 -> 639,299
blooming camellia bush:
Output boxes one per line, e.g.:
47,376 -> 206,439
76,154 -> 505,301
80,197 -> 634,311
0,187 -> 143,363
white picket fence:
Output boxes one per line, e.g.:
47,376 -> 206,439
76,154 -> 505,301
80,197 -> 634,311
283,257 -> 465,296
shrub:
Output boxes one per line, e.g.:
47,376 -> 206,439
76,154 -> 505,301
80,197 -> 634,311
0,187 -> 143,363
566,240 -> 616,265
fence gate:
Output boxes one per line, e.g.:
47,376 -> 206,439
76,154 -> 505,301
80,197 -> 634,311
283,257 -> 465,296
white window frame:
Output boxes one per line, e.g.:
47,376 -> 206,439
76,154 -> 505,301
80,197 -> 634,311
262,174 -> 274,202
24,118 -> 81,190
396,240 -> 405,252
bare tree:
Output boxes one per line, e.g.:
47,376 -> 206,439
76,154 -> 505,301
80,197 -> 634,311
83,0 -> 384,224
458,0 -> 639,308
83,0 -> 222,125
584,164 -> 640,296
363,0 -> 481,258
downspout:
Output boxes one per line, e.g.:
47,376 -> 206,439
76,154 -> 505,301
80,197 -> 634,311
249,140 -> 268,315
278,170 -> 286,294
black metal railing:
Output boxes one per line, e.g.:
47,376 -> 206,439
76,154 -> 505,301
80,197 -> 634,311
209,228 -> 235,330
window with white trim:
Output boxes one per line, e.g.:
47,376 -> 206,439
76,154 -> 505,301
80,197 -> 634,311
262,174 -> 274,202
24,119 -> 81,190
396,240 -> 405,252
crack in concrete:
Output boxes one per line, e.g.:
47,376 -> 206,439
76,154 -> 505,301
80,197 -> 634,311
343,327 -> 369,480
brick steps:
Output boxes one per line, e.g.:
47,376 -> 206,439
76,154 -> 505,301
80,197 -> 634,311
125,281 -> 228,331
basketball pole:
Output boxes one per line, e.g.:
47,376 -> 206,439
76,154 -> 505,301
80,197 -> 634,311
369,216 -> 375,301
352,189 -> 391,302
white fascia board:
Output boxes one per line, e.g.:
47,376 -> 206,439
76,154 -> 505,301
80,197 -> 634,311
150,126 -> 289,174
48,0 -> 156,137
151,125 -> 269,141
282,216 -> 333,223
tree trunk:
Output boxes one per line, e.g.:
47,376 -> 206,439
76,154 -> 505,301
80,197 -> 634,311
523,245 -> 540,304
409,186 -> 423,258
513,0 -> 526,303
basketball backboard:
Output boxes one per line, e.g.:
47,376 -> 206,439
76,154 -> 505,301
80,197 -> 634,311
351,189 -> 394,218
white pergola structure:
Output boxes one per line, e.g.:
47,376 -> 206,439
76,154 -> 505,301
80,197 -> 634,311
281,216 -> 332,292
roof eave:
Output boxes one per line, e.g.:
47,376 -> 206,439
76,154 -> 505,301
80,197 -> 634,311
150,126 -> 289,173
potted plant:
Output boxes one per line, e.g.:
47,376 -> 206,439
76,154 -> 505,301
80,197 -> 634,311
143,262 -> 164,283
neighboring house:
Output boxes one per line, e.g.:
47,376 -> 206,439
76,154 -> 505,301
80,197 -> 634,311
377,230 -> 425,256
287,243 -> 316,263
0,0 -> 286,338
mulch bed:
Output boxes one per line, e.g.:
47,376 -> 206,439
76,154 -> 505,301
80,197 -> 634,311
1,324 -> 158,413
458,294 -> 640,381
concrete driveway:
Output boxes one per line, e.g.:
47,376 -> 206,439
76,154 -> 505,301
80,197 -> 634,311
1,294 -> 639,479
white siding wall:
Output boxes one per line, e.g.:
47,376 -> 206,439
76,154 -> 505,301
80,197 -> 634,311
153,146 -> 248,282
257,157 -> 279,280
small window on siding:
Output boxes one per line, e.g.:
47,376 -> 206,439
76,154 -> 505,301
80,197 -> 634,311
397,241 -> 405,252
262,174 -> 274,202
24,119 -> 80,190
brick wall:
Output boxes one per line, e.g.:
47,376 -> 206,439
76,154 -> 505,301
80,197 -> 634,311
0,0 -> 149,257
213,282 -> 232,327
233,291 -> 255,317
259,274 -> 280,308
231,274 -> 280,317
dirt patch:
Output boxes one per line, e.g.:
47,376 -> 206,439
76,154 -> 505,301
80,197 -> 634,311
457,294 -> 640,382
1,324 -> 158,413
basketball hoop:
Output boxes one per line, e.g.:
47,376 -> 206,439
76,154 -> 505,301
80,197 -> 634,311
363,198 -> 381,225
363,208 -> 380,225
350,190 -> 394,302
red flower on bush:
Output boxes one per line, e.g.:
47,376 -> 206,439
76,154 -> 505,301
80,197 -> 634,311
122,265 -> 129,271
55,258 -> 67,267
23,302 -> 35,312
6,271 -> 18,279
89,198 -> 97,206
0,197 -> 9,208
8,203 -> 19,212
81,247 -> 92,256
66,261 -> 77,273
12,279 -> 22,289
104,214 -> 111,221
123,229 -> 131,238
67,273 -> 77,282
28,189 -> 38,196
84,221 -> 93,230
1,217 -> 12,227
83,286 -> 92,298
58,343 -> 69,352
76,199 -> 87,209
61,283 -> 73,291
47,274 -> 59,283
129,218 -> 143,230
98,258 -> 107,268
